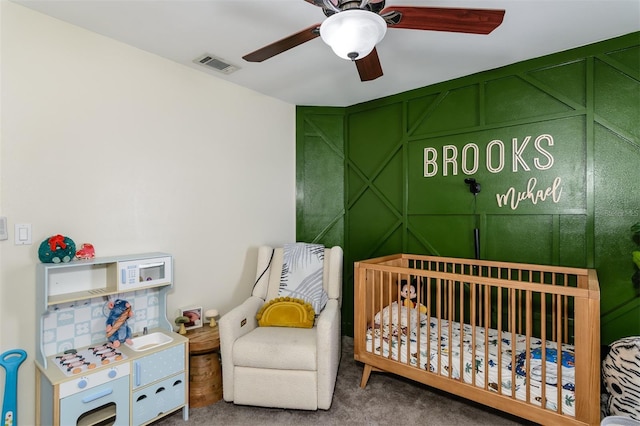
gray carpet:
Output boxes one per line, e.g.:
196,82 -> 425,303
154,336 -> 530,426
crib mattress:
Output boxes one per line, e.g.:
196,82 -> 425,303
365,302 -> 576,416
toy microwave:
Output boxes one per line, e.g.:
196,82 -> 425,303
118,255 -> 172,291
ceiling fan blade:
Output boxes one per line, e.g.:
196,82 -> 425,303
355,48 -> 383,82
381,7 -> 505,35
243,24 -> 321,62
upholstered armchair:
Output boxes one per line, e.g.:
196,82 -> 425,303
219,245 -> 343,410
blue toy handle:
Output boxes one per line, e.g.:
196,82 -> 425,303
0,349 -> 27,426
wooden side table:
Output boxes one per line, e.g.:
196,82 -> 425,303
184,325 -> 222,408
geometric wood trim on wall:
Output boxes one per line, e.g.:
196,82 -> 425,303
296,107 -> 345,249
297,32 -> 640,341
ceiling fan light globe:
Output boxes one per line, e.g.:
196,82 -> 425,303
320,9 -> 387,61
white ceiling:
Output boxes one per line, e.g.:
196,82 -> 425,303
13,0 -> 640,107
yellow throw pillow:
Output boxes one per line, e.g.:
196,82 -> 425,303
256,297 -> 315,328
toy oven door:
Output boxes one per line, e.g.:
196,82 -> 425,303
59,375 -> 129,426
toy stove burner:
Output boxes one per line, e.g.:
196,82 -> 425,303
53,343 -> 127,376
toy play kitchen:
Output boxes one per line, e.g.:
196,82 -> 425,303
34,253 -> 189,426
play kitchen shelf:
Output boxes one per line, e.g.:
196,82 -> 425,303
36,253 -> 172,310
34,253 -> 189,426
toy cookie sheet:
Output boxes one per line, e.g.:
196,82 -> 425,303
364,302 -> 577,416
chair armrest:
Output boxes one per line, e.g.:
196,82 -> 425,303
316,298 -> 340,336
315,299 -> 341,409
219,295 -> 264,401
219,296 -> 263,341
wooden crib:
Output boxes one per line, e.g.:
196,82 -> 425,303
354,254 -> 600,426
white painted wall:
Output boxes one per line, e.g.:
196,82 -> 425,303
0,3 -> 295,423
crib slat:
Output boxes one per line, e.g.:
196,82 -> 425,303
426,275 -> 432,371
470,282 -> 477,386
448,277 -> 454,380
497,287 -> 503,398
459,280 -> 465,383
483,283 -> 490,391
510,287 -> 517,400
540,291 -> 547,413
416,273 -> 422,369
525,290 -> 532,406
556,292 -> 563,414
395,276 -> 401,363
436,277 -> 443,376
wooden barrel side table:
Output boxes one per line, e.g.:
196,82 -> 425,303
185,325 -> 222,408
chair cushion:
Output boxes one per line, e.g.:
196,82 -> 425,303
234,368 -> 318,410
233,326 -> 317,371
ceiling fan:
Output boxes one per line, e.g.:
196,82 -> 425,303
243,0 -> 505,82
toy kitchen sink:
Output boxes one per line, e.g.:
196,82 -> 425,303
126,332 -> 174,352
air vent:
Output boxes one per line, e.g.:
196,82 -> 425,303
193,53 -> 239,75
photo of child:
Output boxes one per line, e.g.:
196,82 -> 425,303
180,307 -> 202,330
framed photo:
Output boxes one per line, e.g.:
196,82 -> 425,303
180,306 -> 203,330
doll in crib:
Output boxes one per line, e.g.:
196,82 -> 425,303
400,280 -> 427,314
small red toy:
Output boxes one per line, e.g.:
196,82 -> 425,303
76,243 -> 95,260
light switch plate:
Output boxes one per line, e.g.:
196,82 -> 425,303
14,224 -> 31,245
0,217 -> 7,240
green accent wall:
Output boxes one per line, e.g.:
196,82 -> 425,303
297,32 -> 640,344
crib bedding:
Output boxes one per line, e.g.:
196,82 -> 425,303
365,302 -> 576,416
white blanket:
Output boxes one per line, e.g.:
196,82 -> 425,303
367,302 -> 577,416
279,243 -> 327,313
